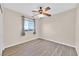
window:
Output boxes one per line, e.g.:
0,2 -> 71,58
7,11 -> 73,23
24,19 -> 34,31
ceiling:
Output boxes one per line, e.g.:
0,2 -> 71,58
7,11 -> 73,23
2,3 -> 77,16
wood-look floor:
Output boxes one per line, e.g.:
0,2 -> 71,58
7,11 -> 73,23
2,38 -> 78,56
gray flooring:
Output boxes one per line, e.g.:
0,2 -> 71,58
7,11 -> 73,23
2,38 -> 78,56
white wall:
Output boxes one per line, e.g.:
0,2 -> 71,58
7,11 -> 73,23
40,9 -> 76,47
3,8 -> 40,48
75,4 -> 79,55
0,6 -> 3,55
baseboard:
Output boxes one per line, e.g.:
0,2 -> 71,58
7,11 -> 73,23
75,46 -> 79,56
41,37 -> 75,48
3,37 -> 39,49
3,37 -> 75,50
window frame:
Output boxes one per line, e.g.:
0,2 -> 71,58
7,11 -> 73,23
21,16 -> 36,36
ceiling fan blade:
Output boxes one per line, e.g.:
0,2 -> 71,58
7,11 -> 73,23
45,7 -> 51,11
32,10 -> 38,12
43,13 -> 51,16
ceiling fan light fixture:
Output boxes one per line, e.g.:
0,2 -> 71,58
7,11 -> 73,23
37,14 -> 45,18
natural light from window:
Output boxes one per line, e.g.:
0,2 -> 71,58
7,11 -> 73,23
24,19 -> 34,31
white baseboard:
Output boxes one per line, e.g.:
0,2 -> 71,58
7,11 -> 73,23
3,37 -> 39,49
3,37 -> 75,50
41,37 -> 75,48
75,46 -> 79,56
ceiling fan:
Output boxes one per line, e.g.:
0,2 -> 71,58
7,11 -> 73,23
32,6 -> 51,17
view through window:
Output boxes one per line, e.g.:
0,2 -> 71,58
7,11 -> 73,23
24,19 -> 34,31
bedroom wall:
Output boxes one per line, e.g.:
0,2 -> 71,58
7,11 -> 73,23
75,4 -> 79,55
0,6 -> 3,55
40,9 -> 76,47
3,8 -> 40,48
